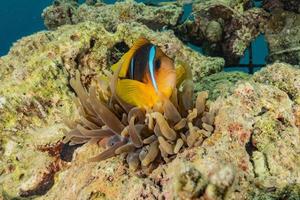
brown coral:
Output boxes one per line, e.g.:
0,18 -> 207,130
63,71 -> 216,173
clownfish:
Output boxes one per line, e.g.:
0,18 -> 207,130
111,38 -> 179,108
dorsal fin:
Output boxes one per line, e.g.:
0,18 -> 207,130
111,38 -> 151,78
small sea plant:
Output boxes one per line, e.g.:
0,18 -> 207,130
63,69 -> 216,173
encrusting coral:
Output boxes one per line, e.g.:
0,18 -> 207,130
64,70 -> 216,172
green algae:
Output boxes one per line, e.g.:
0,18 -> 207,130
249,184 -> 300,200
195,71 -> 251,100
0,65 -> 72,126
252,115 -> 279,150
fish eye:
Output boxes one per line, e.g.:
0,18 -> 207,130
155,59 -> 161,70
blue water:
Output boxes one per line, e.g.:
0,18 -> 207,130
226,34 -> 269,73
0,0 -> 190,56
0,0 -> 268,73
0,0 -> 52,56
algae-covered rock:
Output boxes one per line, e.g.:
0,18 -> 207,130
0,27 -> 76,198
250,184 -> 300,200
195,71 -> 251,100
43,0 -> 183,31
264,9 -> 300,65
263,0 -> 300,13
253,62 -> 300,103
175,0 -> 269,64
207,81 -> 300,198
42,0 -> 79,30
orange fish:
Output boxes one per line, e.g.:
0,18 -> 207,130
111,38 -> 178,108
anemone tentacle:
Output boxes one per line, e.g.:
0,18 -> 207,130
64,71 -> 216,174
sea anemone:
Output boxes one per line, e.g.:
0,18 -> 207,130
63,70 -> 216,173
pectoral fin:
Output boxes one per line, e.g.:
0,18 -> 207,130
116,79 -> 156,108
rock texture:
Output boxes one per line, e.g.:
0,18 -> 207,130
42,0 -> 79,30
264,9 -> 300,65
263,0 -> 300,13
43,0 -> 183,31
253,62 -> 300,104
175,0 -> 269,64
195,71 -> 251,100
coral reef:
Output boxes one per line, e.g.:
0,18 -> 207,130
1,35 -> 300,198
250,184 -> 300,199
43,0 -> 183,31
0,20 -> 223,198
263,0 -> 300,13
175,0 -> 269,64
264,9 -> 300,65
3,75 -> 299,199
42,0 -> 79,30
55,79 -> 300,199
1,0 -> 300,199
253,62 -> 300,103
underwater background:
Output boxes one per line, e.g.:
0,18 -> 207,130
1,1 -> 300,199
0,0 -> 268,73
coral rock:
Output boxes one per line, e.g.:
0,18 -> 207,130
175,1 -> 269,64
253,62 -> 300,102
42,0 -> 79,30
195,71 -> 251,100
43,0 -> 183,31
264,9 -> 300,65
263,0 -> 300,13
